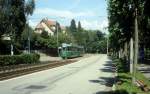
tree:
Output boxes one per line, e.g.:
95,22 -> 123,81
0,0 -> 35,55
41,30 -> 49,39
0,0 -> 35,38
10,0 -> 27,38
78,21 -> 82,32
25,0 -> 35,53
25,0 -> 35,16
97,30 -> 105,40
0,0 -> 35,39
0,0 -> 9,37
107,0 -> 150,78
107,0 -> 135,58
20,24 -> 38,50
70,19 -> 77,32
144,0 -> 150,17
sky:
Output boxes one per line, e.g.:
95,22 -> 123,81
29,0 -> 108,33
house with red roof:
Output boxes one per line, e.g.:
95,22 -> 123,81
35,18 -> 56,36
35,18 -> 66,36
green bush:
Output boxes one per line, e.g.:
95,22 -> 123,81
112,90 -> 129,94
21,54 -> 40,64
116,58 -> 129,73
0,53 -> 40,66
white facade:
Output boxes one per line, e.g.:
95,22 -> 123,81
35,19 -> 66,36
41,22 -> 55,36
35,22 -> 55,36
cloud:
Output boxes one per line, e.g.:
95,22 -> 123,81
80,19 -> 108,33
29,16 -> 109,33
99,19 -> 108,30
34,8 -> 95,19
29,7 -> 108,32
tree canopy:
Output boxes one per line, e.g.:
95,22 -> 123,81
70,19 -> 77,32
0,0 -> 35,54
107,0 -> 150,51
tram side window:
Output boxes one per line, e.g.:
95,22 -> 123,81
58,48 -> 61,53
62,47 -> 66,51
67,47 -> 71,51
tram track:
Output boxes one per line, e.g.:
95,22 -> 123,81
0,60 -> 77,81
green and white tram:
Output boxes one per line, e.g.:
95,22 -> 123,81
58,43 -> 84,59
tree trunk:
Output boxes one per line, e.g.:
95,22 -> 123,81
124,42 -> 128,60
133,8 -> 139,83
130,38 -> 134,73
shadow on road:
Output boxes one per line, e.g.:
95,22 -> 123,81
95,91 -> 113,94
100,67 -> 114,73
100,60 -> 116,73
89,77 -> 114,87
90,59 -> 130,94
95,90 -> 129,94
89,60 -> 115,87
103,61 -> 112,66
99,77 -> 114,87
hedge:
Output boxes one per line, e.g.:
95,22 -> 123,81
0,53 -> 40,66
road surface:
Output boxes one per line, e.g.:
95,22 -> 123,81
0,54 -> 114,94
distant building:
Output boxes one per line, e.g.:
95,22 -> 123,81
35,18 -> 56,36
35,18 -> 66,36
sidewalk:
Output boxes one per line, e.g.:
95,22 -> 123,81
138,64 -> 150,79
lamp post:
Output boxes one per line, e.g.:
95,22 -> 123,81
7,1 -> 14,56
28,21 -> 31,54
54,17 -> 66,56
10,25 -> 14,56
56,21 -> 59,56
42,17 -> 66,56
26,16 -> 31,54
25,15 -> 31,54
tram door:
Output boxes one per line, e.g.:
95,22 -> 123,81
58,47 -> 62,57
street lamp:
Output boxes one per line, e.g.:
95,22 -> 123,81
25,15 -> 31,54
35,16 -> 66,56
52,17 -> 66,56
26,16 -> 31,54
10,27 -> 14,56
56,21 -> 59,56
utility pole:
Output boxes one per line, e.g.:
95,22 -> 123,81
8,1 -> 14,56
11,42 -> 14,55
28,26 -> 31,54
133,8 -> 139,83
10,23 -> 14,56
56,22 -> 59,56
10,39 -> 14,56
27,18 -> 31,54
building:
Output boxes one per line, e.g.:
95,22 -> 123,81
35,18 -> 66,36
35,18 -> 56,36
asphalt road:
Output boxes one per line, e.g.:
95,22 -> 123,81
0,54 -> 114,94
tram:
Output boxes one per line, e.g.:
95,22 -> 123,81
58,43 -> 84,59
